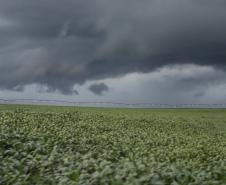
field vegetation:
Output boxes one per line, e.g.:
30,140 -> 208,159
1,105 -> 226,184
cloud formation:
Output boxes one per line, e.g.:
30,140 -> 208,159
0,0 -> 226,94
94,64 -> 226,104
89,83 -> 109,95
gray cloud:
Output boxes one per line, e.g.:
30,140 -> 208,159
96,64 -> 226,104
0,0 -> 226,94
193,91 -> 205,98
89,83 -> 109,95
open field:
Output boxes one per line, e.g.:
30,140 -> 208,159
1,104 -> 226,185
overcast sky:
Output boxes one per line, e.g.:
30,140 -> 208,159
0,0 -> 226,104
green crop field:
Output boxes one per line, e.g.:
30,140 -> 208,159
1,104 -> 226,185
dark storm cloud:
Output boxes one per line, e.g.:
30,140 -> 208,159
193,91 -> 205,98
89,83 -> 109,95
0,0 -> 226,94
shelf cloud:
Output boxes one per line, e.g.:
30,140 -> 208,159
0,0 -> 226,98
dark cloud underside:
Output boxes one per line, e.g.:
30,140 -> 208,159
0,0 -> 226,94
89,83 -> 109,95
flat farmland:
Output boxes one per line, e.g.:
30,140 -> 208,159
1,105 -> 226,185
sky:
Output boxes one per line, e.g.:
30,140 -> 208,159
0,0 -> 226,104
